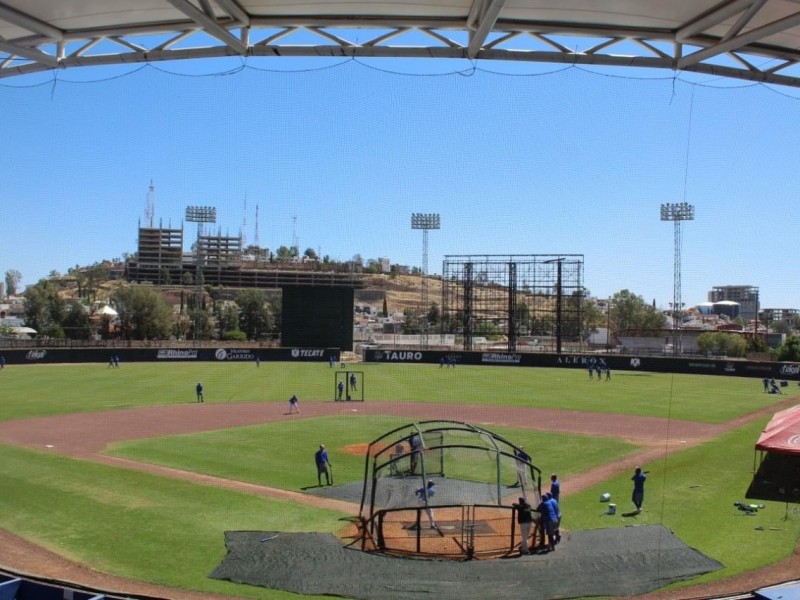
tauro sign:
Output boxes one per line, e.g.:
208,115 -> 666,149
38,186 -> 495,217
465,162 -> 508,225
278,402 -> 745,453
376,351 -> 423,362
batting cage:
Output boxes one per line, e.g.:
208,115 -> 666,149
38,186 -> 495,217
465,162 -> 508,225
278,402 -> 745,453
357,420 -> 542,559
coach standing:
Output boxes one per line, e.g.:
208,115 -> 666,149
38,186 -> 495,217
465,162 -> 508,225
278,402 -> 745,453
631,466 -> 646,513
315,444 -> 332,486
515,496 -> 533,555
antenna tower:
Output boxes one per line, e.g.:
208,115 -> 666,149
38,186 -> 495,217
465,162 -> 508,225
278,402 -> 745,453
253,204 -> 260,248
144,180 -> 155,227
292,216 -> 299,256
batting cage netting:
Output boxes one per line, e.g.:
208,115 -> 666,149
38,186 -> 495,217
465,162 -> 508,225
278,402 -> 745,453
358,420 -> 542,558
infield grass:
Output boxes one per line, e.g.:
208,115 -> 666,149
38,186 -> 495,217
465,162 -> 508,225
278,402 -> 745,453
104,416 -> 639,490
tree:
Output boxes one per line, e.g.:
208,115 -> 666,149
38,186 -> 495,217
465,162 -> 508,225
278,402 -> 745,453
771,320 -> 792,335
276,246 -> 293,261
222,329 -> 247,341
237,289 -> 273,340
696,332 -> 747,358
366,258 -> 382,274
303,247 -> 318,260
62,302 -> 92,340
188,307 -> 213,340
23,279 -> 65,336
402,309 -> 421,334
84,263 -> 109,303
610,289 -> 666,334
382,297 -> 389,318
773,335 -> 800,362
112,284 -> 174,340
217,303 -> 240,337
426,302 -> 441,326
4,269 -> 22,296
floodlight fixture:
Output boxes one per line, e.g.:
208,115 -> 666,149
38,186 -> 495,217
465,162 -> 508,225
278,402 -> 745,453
411,213 -> 441,230
185,206 -> 217,223
660,202 -> 694,222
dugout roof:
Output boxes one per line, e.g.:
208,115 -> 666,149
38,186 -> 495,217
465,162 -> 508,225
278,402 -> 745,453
4,1 -> 800,87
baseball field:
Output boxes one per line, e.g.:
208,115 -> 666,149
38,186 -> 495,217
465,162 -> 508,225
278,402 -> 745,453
0,360 -> 797,599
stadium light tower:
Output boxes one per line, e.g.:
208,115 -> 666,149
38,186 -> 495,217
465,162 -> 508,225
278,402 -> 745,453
660,202 -> 694,356
411,213 -> 441,349
185,205 -> 217,340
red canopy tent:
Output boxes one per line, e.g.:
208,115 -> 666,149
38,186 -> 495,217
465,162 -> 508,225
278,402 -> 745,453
756,405 -> 800,455
747,405 -> 800,503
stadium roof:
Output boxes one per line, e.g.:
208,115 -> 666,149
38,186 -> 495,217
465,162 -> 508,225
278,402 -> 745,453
3,1 -> 800,86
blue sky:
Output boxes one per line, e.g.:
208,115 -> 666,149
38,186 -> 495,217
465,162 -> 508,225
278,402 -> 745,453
2,55 -> 800,309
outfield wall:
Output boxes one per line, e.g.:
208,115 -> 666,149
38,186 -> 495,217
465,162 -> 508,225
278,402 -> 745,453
364,349 -> 800,381
0,347 -> 339,365
1,346 -> 797,381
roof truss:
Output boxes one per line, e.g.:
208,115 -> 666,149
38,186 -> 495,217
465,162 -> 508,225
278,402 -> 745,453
2,0 -> 800,86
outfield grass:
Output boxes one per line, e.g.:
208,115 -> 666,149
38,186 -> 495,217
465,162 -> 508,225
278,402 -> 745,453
105,416 -> 639,490
0,362 -> 783,423
0,443 -> 346,599
565,417 -> 800,585
0,362 -> 796,598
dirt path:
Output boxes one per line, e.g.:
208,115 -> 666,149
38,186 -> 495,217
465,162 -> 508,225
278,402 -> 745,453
0,397 -> 797,599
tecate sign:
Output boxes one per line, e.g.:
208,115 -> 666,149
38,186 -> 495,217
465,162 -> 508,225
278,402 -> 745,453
291,348 -> 325,358
215,348 -> 255,361
156,349 -> 198,359
25,350 -> 47,360
376,351 -> 423,362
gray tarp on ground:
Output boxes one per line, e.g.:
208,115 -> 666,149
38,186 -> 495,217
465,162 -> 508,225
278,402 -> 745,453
210,525 -> 722,600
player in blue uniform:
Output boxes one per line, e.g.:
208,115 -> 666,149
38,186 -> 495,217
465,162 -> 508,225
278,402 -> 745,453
315,444 -> 332,486
631,466 -> 646,513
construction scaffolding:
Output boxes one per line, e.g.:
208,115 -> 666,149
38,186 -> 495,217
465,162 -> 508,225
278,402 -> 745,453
127,226 -> 364,289
441,255 -> 585,352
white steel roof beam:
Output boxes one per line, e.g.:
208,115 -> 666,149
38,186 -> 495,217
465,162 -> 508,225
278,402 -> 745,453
0,37 -> 58,67
0,1 -> 63,40
466,0 -> 507,58
214,0 -> 250,26
721,0 -> 767,42
165,0 -> 247,54
676,0 -> 756,41
679,9 -> 800,69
